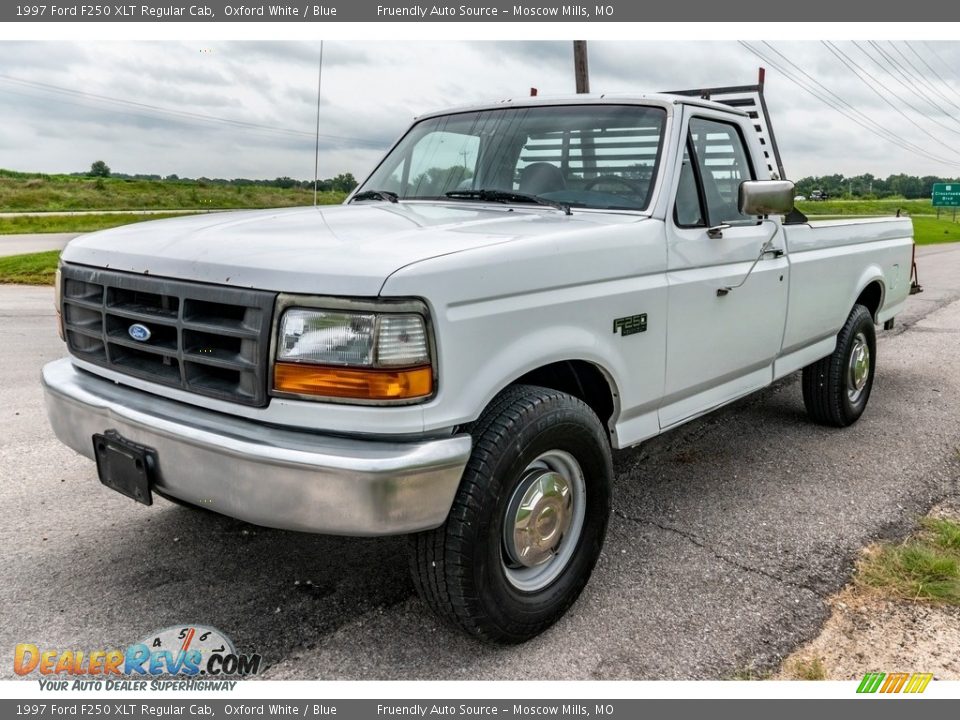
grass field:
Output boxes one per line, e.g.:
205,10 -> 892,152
0,250 -> 60,285
7,204 -> 956,242
1,194 -> 957,285
0,212 -> 195,235
799,198 -> 960,245
909,216 -> 960,245
796,198 -> 937,216
0,173 -> 344,212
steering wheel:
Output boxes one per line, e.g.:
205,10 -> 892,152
582,175 -> 644,193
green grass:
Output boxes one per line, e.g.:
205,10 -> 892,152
0,174 -> 345,212
0,212 -> 195,235
0,250 -> 60,285
797,198 -> 936,216
858,517 -> 960,605
787,657 -> 827,681
927,517 -> 960,552
797,198 -> 960,245
910,216 -> 960,245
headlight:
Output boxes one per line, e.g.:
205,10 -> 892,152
54,266 -> 65,342
278,310 -> 378,366
273,307 -> 433,402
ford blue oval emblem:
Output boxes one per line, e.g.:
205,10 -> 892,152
128,323 -> 151,342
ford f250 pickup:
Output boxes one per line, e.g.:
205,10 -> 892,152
43,85 -> 915,644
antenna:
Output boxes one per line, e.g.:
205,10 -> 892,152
313,41 -> 324,207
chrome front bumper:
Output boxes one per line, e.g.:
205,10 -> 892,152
42,358 -> 471,536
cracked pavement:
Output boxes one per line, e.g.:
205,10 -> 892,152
1,244 -> 958,680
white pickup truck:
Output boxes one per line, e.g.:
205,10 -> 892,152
44,87 -> 915,644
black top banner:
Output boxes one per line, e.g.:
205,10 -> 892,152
5,0 -> 958,22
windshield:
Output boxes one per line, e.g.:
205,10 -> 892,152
358,104 -> 667,212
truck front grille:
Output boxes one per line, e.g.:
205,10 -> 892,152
60,264 -> 277,407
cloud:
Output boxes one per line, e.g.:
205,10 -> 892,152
1,40 -> 960,181
229,41 -> 370,68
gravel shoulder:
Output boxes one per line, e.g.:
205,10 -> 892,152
779,500 -> 960,681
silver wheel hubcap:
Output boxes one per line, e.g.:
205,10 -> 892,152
847,332 -> 871,403
507,471 -> 572,567
502,450 -> 586,592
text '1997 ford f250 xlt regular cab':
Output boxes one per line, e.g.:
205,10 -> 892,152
43,82 -> 915,644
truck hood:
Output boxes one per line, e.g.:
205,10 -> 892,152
61,203 -> 647,296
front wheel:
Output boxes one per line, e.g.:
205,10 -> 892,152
802,304 -> 877,427
409,385 -> 612,644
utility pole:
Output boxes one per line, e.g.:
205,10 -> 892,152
574,41 -> 590,94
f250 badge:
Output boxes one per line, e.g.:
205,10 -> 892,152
613,314 -> 647,336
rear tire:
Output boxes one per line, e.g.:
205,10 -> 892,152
409,385 -> 612,644
802,304 -> 876,427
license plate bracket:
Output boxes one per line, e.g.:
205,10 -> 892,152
92,430 -> 156,506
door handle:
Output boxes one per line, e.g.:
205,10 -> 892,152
717,221 -> 782,296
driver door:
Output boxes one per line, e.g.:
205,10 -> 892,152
659,110 -> 789,429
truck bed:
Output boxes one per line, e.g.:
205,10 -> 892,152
781,216 -> 914,356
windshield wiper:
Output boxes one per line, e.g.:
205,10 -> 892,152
445,189 -> 571,216
351,190 -> 399,203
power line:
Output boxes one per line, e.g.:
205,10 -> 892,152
884,41 -> 960,114
0,73 -> 384,148
867,41 -> 951,112
905,42 -> 960,107
758,41 -> 943,161
0,84 -> 315,149
738,42 -> 960,170
855,40 -> 960,137
822,41 -> 960,155
861,41 -> 960,127
0,74 -> 308,139
922,42 -> 960,91
747,41 -> 960,166
828,41 -> 960,145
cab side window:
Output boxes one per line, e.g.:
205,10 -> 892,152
688,117 -> 756,225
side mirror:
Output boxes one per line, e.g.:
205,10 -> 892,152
739,180 -> 795,216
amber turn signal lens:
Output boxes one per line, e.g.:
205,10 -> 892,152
274,363 -> 433,400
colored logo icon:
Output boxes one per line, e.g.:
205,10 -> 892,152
857,672 -> 933,694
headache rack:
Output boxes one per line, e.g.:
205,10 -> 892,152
666,68 -> 786,181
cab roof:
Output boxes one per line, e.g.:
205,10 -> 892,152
414,93 -> 748,120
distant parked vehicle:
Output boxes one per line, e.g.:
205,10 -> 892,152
794,195 -> 807,201
810,189 -> 829,201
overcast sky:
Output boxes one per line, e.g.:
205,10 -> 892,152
2,40 -> 960,182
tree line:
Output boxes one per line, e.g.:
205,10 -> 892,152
793,173 -> 958,200
81,160 -> 358,193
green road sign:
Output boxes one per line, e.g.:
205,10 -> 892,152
932,183 -> 960,207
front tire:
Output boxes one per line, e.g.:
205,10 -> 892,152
409,385 -> 612,644
802,304 -> 876,427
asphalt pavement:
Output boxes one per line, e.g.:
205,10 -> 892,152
1,245 -> 958,680
0,233 -> 79,258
